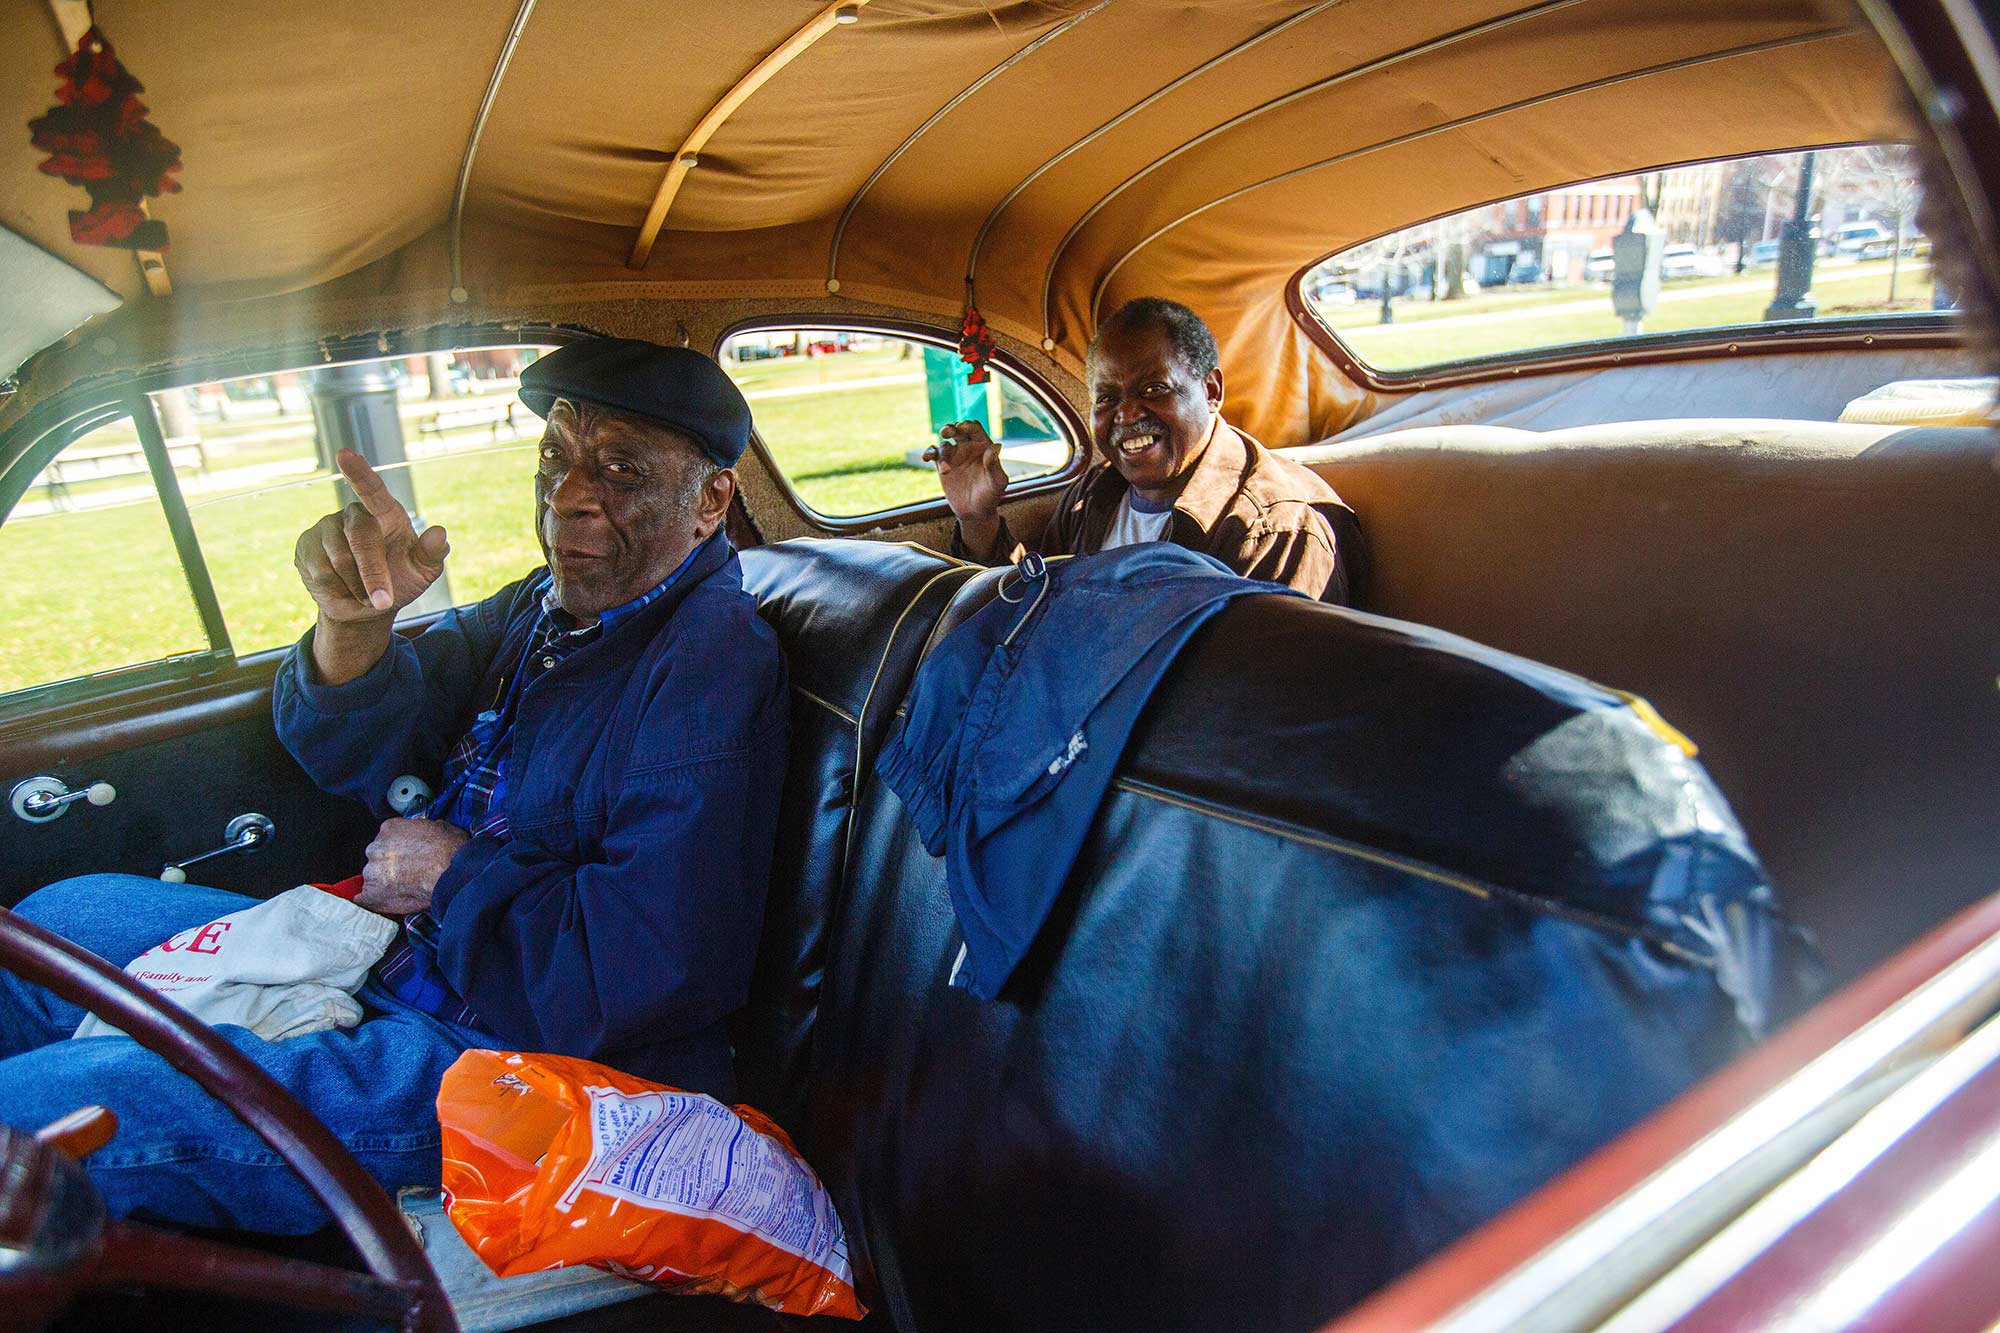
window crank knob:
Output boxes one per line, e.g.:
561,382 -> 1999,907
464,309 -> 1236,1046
387,775 -> 433,816
11,775 -> 117,823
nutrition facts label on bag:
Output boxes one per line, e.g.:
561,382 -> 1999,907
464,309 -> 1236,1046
566,1085 -> 850,1275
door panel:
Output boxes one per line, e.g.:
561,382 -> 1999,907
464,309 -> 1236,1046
0,668 -> 376,907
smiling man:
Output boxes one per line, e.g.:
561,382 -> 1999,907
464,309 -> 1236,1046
0,338 -> 788,1232
932,298 -> 1358,602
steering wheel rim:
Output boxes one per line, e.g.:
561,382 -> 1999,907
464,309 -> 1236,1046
0,903 -> 455,1332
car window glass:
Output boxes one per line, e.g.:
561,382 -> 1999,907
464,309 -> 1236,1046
175,348 -> 551,657
0,413 -> 211,696
1300,144 -> 1948,376
718,329 -> 1073,519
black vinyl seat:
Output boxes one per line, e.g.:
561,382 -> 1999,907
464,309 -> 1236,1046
733,540 -> 979,1141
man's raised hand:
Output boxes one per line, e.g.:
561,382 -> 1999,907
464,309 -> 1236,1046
924,420 -> 1010,521
294,449 -> 451,623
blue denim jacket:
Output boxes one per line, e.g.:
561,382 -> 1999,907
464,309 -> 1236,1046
877,545 -> 1299,999
274,532 -> 789,1096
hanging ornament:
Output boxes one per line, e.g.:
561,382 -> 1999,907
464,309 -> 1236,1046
28,25 -> 183,250
958,303 -> 996,386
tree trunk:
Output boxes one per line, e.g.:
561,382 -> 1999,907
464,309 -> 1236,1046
427,354 -> 454,400
1444,245 -> 1465,300
154,388 -> 202,448
1889,214 -> 1903,304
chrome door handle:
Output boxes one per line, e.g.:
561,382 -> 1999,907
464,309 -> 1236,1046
160,813 -> 275,883
10,775 -> 116,824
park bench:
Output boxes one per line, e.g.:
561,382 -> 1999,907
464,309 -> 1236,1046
417,401 -> 520,441
39,440 -> 206,510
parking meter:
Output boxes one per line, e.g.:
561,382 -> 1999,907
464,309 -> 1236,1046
1611,211 -> 1663,331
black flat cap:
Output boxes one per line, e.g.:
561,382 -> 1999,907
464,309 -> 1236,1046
519,338 -> 751,467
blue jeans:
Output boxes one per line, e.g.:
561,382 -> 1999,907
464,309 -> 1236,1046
0,875 -> 494,1234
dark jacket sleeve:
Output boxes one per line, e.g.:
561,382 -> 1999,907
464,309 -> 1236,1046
427,633 -> 789,1059
1233,504 -> 1345,602
272,577 -> 537,818
948,514 -> 1022,566
948,470 -> 1091,565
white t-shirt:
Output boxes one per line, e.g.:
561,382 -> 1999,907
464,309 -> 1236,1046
1101,493 -> 1173,550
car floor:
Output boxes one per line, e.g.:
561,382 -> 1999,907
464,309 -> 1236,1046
50,1226 -> 816,1332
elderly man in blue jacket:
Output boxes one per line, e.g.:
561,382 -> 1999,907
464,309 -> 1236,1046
0,339 -> 788,1233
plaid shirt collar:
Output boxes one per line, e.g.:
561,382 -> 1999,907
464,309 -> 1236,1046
429,535 -> 718,834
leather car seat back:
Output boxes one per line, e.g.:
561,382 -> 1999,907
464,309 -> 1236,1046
1289,421 -> 2000,986
733,540 -> 976,1139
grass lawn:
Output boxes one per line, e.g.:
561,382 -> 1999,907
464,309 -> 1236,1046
0,497 -> 215,694
755,382 -> 945,516
1317,281 -> 1619,327
1332,260 -> 1935,369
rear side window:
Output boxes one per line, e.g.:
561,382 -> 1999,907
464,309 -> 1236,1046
719,328 -> 1075,520
1300,144 -> 1948,378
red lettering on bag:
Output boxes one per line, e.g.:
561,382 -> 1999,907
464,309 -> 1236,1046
186,921 -> 231,954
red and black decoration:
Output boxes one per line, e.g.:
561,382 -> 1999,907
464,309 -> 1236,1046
28,25 -> 182,250
958,304 -> 995,386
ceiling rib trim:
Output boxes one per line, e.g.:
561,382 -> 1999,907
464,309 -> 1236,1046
825,0 -> 1112,294
1086,26 -> 1852,325
450,0 -> 539,302
964,0 -> 1348,313
629,0 -> 874,270
1035,0 -> 1599,343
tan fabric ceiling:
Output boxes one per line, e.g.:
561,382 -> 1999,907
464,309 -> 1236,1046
2,0 -> 1903,442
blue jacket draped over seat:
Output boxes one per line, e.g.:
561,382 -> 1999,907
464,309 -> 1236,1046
878,545 -> 1300,999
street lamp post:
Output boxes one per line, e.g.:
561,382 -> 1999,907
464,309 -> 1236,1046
309,361 -> 452,616
1765,151 -> 1819,321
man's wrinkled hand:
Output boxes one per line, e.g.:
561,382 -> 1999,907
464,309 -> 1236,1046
357,817 -> 470,916
294,449 -> 450,623
923,420 -> 1010,523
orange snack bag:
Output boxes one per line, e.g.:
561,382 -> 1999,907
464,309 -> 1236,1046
437,1049 -> 865,1319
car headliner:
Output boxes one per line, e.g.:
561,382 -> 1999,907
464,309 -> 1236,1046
0,0 -> 1903,445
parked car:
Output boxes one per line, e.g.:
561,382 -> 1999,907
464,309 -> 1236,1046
0,3 -> 1994,1332
1307,277 -> 1358,306
1660,243 -> 1702,280
1831,220 -> 1894,257
1748,238 -> 1784,267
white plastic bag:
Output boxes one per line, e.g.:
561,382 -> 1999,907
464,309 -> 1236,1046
75,886 -> 397,1043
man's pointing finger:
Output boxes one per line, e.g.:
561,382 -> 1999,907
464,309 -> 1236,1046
336,448 -> 405,521
343,506 -> 395,611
